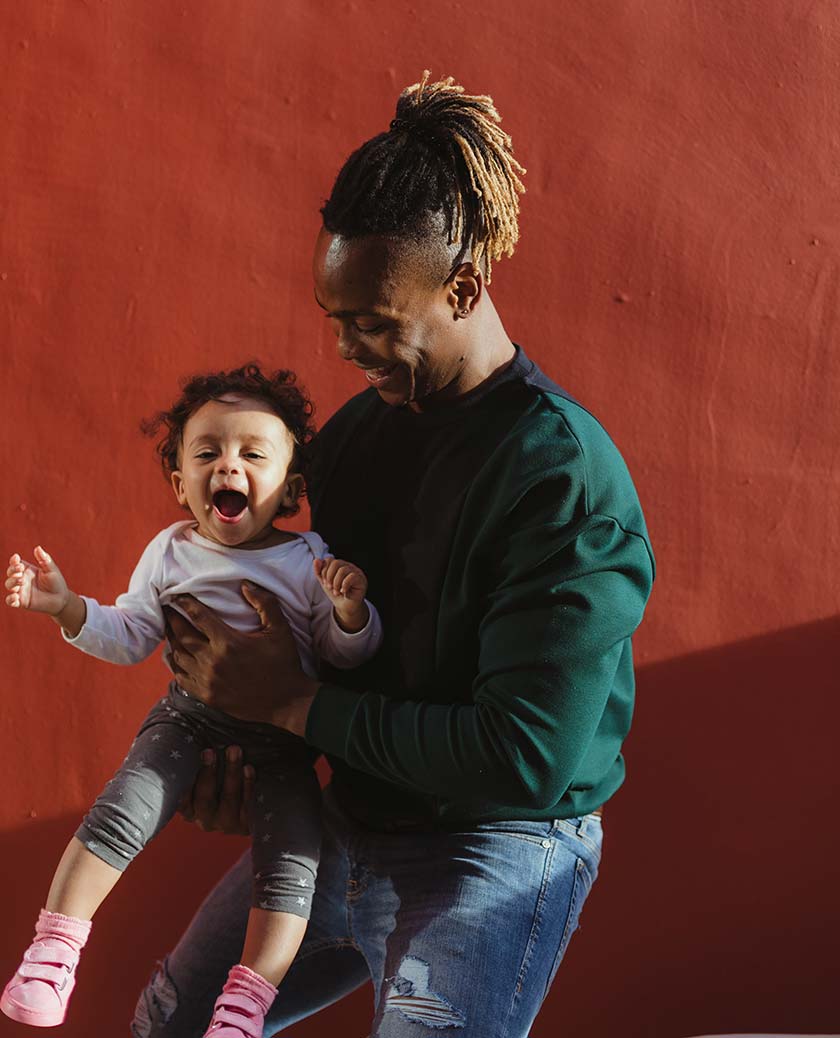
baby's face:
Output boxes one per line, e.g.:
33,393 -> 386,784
170,394 -> 301,548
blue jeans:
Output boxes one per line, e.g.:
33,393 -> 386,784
131,787 -> 603,1038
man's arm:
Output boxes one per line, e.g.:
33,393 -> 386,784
305,512 -> 654,810
169,511 -> 651,814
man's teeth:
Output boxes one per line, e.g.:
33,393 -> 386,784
365,364 -> 395,380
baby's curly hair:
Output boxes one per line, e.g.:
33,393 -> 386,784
142,363 -> 316,518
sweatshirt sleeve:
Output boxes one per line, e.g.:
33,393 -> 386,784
62,532 -> 167,666
305,435 -> 655,810
304,536 -> 384,670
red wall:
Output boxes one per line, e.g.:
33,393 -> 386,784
2,3 -> 838,1036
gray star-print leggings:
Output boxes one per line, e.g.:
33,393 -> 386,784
76,682 -> 321,918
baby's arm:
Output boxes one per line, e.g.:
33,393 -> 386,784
311,555 -> 383,669
313,557 -> 370,633
6,532 -> 167,666
5,547 -> 86,637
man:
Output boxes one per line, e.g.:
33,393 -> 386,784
133,72 -> 654,1038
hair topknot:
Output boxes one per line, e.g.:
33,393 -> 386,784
141,363 -> 316,518
321,71 -> 526,281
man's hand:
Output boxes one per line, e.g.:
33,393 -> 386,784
179,745 -> 255,835
164,581 -> 318,737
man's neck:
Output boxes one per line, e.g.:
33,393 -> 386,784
411,297 -> 515,412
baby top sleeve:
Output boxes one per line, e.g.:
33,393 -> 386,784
62,526 -> 172,665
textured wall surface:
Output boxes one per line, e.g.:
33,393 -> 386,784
1,2 -> 838,1036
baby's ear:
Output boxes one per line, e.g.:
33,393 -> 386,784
280,473 -> 305,511
170,470 -> 188,507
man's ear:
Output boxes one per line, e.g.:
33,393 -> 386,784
170,470 -> 188,507
280,473 -> 305,511
446,262 -> 483,319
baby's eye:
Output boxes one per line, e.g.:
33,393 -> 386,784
354,322 -> 384,334
195,450 -> 216,460
243,451 -> 265,460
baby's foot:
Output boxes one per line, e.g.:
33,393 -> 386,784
0,910 -> 91,1027
203,964 -> 276,1038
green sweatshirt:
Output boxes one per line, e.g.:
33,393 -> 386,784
305,347 -> 655,828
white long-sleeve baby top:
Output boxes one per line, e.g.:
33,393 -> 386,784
65,521 -> 382,678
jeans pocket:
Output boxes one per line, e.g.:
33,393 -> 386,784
554,814 -> 604,859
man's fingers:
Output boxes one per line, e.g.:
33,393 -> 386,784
239,764 -> 255,834
241,581 -> 289,632
177,787 -> 196,823
169,595 -> 233,643
189,749 -> 219,831
163,605 -> 204,644
169,661 -> 198,695
216,746 -> 250,834
183,748 -> 251,836
221,746 -> 243,799
163,607 -> 210,670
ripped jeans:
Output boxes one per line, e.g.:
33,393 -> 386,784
132,786 -> 603,1038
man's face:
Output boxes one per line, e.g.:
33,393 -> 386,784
312,229 -> 467,409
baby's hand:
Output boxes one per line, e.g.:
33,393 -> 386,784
313,557 -> 370,633
5,547 -> 70,615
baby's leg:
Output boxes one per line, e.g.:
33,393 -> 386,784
52,703 -> 203,918
199,759 -> 323,1037
2,699 -> 202,1027
242,761 -> 323,983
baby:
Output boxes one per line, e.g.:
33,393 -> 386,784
1,364 -> 382,1037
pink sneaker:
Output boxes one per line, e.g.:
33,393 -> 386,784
0,910 -> 91,1028
203,964 -> 276,1038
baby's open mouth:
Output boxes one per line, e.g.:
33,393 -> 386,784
213,490 -> 248,521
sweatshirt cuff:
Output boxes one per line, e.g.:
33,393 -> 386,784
305,682 -> 362,756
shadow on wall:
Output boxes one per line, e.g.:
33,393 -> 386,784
0,617 -> 838,1038
555,615 -> 840,1038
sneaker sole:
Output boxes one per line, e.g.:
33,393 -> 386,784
0,991 -> 67,1028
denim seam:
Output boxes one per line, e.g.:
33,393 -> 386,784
471,822 -> 554,846
539,857 -> 586,1005
558,860 -> 584,957
576,853 -> 597,891
292,935 -> 361,963
504,837 -> 556,1030
479,831 -> 553,848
